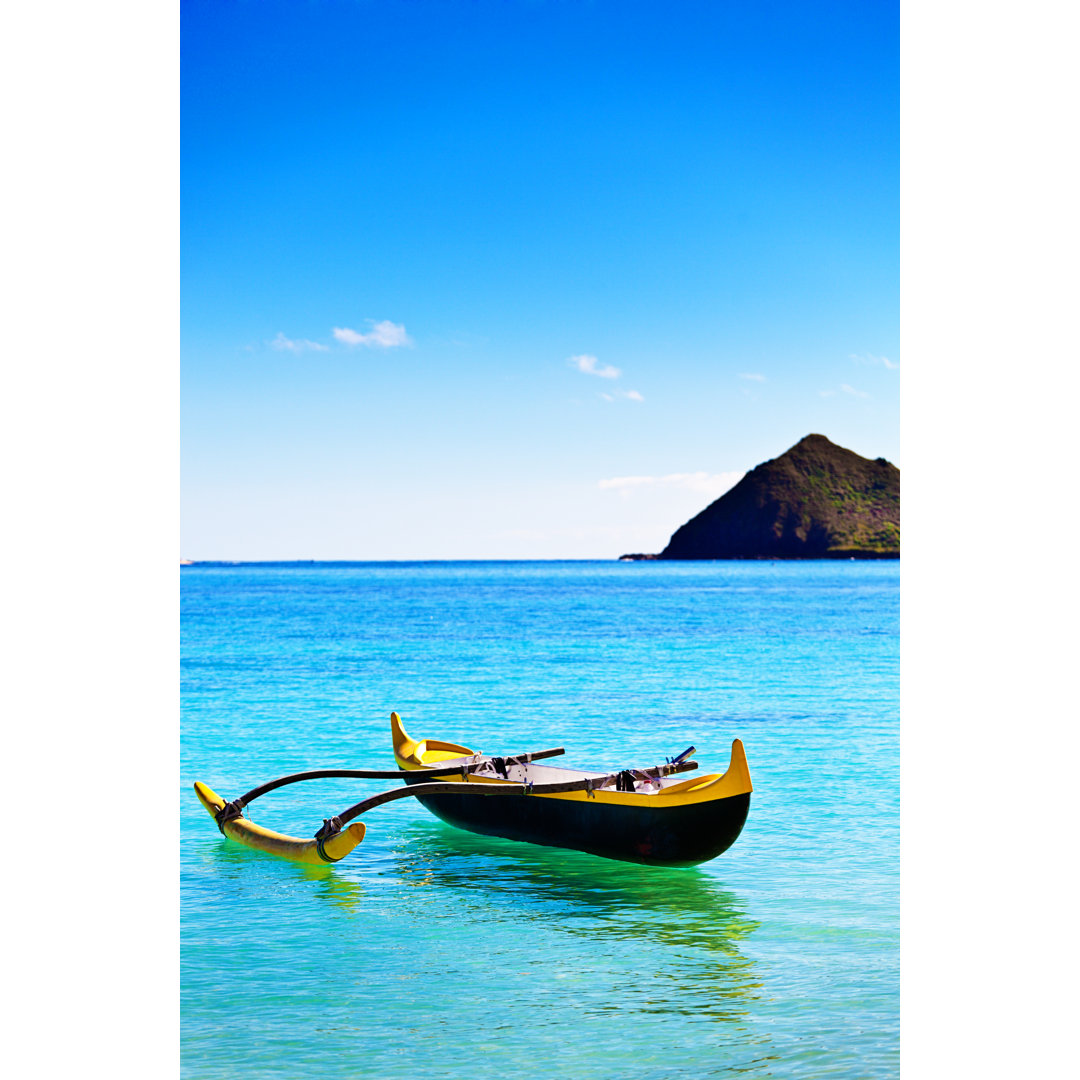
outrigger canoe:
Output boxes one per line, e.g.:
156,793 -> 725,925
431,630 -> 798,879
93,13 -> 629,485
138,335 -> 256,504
391,713 -> 752,866
193,712 -> 752,867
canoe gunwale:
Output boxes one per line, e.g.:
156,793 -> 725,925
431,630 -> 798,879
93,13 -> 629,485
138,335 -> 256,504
390,713 -> 753,809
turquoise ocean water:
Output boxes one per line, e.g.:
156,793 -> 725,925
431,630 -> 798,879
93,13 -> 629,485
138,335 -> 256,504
181,561 -> 899,1078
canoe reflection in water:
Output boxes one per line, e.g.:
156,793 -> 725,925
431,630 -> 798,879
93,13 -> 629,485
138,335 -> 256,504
201,820 -> 766,1035
392,821 -> 763,1023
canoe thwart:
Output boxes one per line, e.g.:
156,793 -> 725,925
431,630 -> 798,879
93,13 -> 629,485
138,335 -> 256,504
317,759 -> 702,840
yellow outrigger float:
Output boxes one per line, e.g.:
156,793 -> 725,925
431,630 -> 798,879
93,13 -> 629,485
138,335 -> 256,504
194,712 -> 752,867
194,781 -> 368,866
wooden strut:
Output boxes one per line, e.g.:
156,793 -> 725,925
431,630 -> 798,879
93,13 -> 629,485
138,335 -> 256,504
313,758 -> 700,842
214,747 -> 568,830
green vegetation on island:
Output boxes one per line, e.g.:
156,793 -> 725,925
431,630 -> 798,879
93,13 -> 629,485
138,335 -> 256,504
622,434 -> 899,560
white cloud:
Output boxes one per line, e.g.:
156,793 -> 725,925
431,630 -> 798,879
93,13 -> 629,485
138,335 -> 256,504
850,352 -> 899,370
599,471 -> 744,498
569,353 -> 621,379
820,383 -> 871,398
739,372 -> 766,382
839,383 -> 870,398
623,389 -> 644,402
269,332 -> 329,353
333,320 -> 412,348
599,388 -> 644,403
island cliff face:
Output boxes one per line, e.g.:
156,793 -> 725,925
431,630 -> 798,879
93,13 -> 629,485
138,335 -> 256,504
654,434 -> 899,560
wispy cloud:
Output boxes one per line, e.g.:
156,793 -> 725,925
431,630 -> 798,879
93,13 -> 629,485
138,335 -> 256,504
739,372 -> 766,382
599,389 -> 644,403
269,332 -> 329,353
820,383 -> 871,399
333,320 -> 412,348
599,471 -> 744,498
569,354 -> 621,379
850,352 -> 899,370
839,383 -> 870,398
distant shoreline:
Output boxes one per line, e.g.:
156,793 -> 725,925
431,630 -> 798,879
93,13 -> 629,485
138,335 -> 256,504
619,551 -> 899,561
181,556 -> 900,567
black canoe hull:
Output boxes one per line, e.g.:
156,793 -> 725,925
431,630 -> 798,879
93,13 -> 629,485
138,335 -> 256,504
408,784 -> 751,866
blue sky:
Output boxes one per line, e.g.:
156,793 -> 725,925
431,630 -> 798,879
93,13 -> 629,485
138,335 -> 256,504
182,0 -> 898,559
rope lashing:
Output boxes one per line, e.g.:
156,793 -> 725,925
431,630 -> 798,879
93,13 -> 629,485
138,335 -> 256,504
313,815 -> 345,863
214,799 -> 245,835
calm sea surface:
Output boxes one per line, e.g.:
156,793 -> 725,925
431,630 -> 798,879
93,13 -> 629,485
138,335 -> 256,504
181,561 -> 899,1078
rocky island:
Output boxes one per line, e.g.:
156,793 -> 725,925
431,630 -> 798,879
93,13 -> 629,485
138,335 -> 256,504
621,434 -> 899,560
